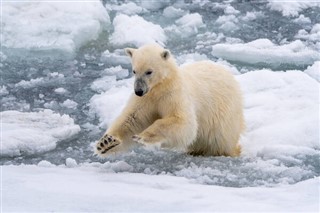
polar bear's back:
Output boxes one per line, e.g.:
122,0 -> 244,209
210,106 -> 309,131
180,61 -> 244,156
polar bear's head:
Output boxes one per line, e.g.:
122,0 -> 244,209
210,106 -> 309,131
125,44 -> 176,97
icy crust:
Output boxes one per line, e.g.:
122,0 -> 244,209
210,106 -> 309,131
1,110 -> 81,157
211,39 -> 320,68
110,14 -> 166,47
89,69 -> 319,186
2,165 -> 319,212
1,1 -> 110,54
267,0 -> 320,17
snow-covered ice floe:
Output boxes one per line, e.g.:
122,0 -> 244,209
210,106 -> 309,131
110,14 -> 166,47
211,39 -> 320,68
267,0 -> 320,17
2,165 -> 319,212
1,0 -> 110,55
1,110 -> 80,157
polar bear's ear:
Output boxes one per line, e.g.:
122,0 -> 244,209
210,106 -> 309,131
161,50 -> 170,60
125,48 -> 136,58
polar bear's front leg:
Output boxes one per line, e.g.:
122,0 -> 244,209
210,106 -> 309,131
132,116 -> 197,149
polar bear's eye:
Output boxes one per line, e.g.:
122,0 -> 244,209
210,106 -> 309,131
133,70 -> 136,74
145,70 -> 153,75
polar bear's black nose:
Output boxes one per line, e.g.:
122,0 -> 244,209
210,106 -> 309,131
135,90 -> 144,97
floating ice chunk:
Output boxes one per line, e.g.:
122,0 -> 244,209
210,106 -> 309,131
176,53 -> 209,65
60,99 -> 78,109
241,11 -> 264,22
140,0 -> 171,11
304,61 -> 320,82
15,73 -> 65,89
91,75 -> 117,93
44,101 -> 59,110
103,66 -> 129,79
101,49 -> 130,66
1,110 -> 81,157
15,78 -> 45,89
0,86 -> 9,96
224,5 -> 240,15
293,14 -> 311,24
54,87 -> 68,94
1,1 -> 110,54
215,15 -> 239,31
237,70 -> 319,156
110,14 -> 166,47
66,158 -> 78,168
108,2 -> 145,15
295,24 -> 320,42
163,6 -> 186,18
212,39 -> 320,67
176,13 -> 204,31
168,13 -> 205,37
267,0 -> 320,17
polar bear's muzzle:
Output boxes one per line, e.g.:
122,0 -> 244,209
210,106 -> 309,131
134,78 -> 148,97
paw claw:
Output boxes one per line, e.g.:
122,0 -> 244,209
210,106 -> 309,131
96,134 -> 121,156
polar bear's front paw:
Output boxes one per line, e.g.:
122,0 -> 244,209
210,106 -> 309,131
96,134 -> 121,156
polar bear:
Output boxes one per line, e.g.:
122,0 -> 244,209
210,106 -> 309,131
95,44 -> 245,157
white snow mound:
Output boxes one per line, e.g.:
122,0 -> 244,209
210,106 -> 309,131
238,70 -> 319,156
1,110 -> 81,157
1,1 -> 110,54
267,0 -> 320,17
110,14 -> 166,47
212,39 -> 320,67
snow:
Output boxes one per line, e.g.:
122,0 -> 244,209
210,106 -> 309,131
304,61 -> 320,82
2,165 -> 319,212
1,110 -> 81,157
1,0 -> 110,54
267,0 -> 320,17
110,14 -> 166,47
211,39 -> 320,67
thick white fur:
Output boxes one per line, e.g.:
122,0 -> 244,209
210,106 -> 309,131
96,44 -> 244,157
